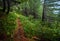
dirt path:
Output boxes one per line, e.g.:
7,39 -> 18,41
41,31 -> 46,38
13,18 -> 28,41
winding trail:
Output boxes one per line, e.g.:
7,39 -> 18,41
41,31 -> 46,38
13,18 -> 28,41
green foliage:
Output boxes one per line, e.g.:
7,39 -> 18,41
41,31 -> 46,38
15,13 -> 60,41
1,0 -> 60,41
1,11 -> 60,41
2,12 -> 17,35
20,0 -> 28,2
16,14 -> 36,37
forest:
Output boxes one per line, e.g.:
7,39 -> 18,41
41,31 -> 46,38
0,0 -> 60,41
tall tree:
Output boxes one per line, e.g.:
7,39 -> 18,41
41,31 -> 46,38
42,0 -> 60,22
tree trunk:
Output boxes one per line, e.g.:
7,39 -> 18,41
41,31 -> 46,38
42,0 -> 47,21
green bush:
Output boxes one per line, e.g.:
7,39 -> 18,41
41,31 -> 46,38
2,12 -> 17,35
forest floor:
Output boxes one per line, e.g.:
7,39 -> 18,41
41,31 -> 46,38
13,18 -> 35,41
